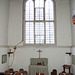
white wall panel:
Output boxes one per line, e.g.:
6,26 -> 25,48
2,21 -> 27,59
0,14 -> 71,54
8,0 -> 23,46
56,0 -> 72,46
0,0 -> 9,71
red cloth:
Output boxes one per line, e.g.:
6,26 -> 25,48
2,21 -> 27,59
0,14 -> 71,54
36,73 -> 44,75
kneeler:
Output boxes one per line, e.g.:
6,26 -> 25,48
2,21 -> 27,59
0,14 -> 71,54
36,73 -> 44,75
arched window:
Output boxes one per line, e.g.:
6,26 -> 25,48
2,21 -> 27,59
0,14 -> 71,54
24,0 -> 55,44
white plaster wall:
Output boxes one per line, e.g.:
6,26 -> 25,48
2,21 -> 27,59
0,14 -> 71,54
0,0 -> 9,72
70,0 -> 75,75
0,0 -> 9,46
9,46 -> 70,75
70,0 -> 75,45
56,0 -> 72,46
71,48 -> 75,75
8,0 -> 72,75
0,48 -> 9,72
8,0 -> 23,46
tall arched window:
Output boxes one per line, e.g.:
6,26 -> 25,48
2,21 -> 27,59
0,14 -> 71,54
24,0 -> 55,44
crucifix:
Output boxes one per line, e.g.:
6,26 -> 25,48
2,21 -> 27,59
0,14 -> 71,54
37,49 -> 42,58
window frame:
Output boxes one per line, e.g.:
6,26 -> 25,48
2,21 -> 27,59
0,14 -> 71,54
23,0 -> 56,46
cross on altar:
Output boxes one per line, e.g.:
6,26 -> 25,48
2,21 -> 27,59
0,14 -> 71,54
37,49 -> 42,58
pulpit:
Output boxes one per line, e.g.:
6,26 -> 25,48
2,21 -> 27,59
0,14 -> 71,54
29,58 -> 49,75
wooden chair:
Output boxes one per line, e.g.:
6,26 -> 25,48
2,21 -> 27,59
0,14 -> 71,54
15,72 -> 21,75
63,65 -> 71,73
51,69 -> 57,75
5,70 -> 10,75
14,71 -> 18,75
60,73 -> 69,75
19,68 -> 24,75
60,71 -> 73,75
9,68 -> 14,75
19,68 -> 24,73
51,72 -> 54,75
0,72 -> 5,75
9,68 -> 14,72
23,71 -> 28,75
61,65 -> 73,75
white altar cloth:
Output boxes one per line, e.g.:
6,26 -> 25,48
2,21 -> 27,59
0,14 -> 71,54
29,65 -> 49,75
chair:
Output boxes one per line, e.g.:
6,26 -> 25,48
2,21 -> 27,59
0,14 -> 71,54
63,65 -> 71,73
0,72 -> 5,75
59,71 -> 73,75
5,70 -> 10,75
60,73 -> 69,75
14,71 -> 18,75
15,72 -> 21,75
51,72 -> 54,75
19,68 -> 24,73
51,69 -> 57,75
23,71 -> 28,75
9,68 -> 14,75
9,68 -> 14,72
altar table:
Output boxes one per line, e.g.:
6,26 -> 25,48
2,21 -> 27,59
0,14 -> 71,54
30,58 -> 48,65
29,58 -> 49,75
29,65 -> 49,75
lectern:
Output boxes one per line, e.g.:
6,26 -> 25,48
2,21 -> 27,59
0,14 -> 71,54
29,58 -> 49,75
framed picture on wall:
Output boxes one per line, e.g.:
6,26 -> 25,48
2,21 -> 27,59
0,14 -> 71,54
2,54 -> 7,64
73,15 -> 75,24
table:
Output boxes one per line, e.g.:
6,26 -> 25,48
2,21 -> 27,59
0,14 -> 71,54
63,65 -> 71,73
29,65 -> 49,75
30,58 -> 48,65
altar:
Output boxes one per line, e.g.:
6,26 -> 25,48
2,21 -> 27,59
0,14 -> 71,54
29,58 -> 49,75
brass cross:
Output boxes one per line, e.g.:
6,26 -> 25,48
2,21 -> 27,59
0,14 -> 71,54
37,49 -> 42,58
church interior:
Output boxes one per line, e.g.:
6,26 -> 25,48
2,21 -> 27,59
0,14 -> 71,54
0,0 -> 75,75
